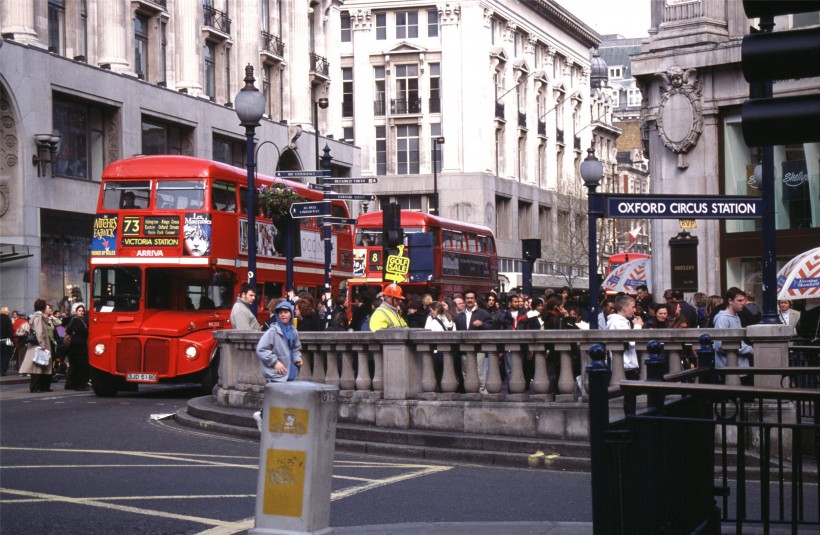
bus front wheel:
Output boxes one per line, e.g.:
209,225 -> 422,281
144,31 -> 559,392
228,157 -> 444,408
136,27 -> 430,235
91,369 -> 121,397
200,354 -> 220,395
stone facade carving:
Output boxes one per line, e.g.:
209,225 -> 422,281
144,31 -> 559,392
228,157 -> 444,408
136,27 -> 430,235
483,8 -> 494,28
288,124 -> 303,149
1,87 -> 18,172
504,21 -> 517,42
351,8 -> 371,30
0,183 -> 9,217
438,3 -> 460,25
655,66 -> 702,169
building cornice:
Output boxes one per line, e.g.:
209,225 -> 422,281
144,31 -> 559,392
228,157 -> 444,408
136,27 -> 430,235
519,0 -> 602,49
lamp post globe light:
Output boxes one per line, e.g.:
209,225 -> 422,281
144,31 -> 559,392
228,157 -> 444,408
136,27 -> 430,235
235,64 -> 266,315
580,146 -> 604,329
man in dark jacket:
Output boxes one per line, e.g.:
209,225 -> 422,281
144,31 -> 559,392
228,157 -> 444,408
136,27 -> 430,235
454,290 -> 495,393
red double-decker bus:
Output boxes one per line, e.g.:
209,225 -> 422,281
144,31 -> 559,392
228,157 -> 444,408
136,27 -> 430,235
87,155 -> 353,396
347,210 -> 498,304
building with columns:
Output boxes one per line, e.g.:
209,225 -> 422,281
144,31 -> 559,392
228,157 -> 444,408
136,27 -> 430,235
632,0 -> 819,299
333,0 -> 617,292
0,0 -> 360,314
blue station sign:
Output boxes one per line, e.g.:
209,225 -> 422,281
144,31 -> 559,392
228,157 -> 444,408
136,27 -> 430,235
605,195 -> 763,219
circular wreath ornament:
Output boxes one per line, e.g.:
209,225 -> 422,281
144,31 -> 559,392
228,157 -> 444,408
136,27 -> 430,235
258,184 -> 304,219
656,66 -> 703,170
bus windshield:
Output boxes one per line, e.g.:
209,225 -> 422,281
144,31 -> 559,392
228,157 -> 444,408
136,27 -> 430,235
102,181 -> 151,210
92,266 -> 141,312
156,180 -> 206,210
355,226 -> 425,246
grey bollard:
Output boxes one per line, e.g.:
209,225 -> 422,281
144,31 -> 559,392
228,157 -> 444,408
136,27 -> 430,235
250,382 -> 339,535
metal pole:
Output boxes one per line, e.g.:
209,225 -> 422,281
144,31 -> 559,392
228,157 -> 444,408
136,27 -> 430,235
586,344 -> 611,534
758,15 -> 779,325
432,142 -> 438,214
285,216 -> 294,296
245,126 -> 258,316
321,145 -> 333,300
588,187 -> 599,329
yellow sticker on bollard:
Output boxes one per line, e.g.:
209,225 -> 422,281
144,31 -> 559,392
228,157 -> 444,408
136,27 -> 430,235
267,407 -> 309,434
263,448 -> 306,517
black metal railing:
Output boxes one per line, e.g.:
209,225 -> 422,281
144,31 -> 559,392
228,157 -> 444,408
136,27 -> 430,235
373,99 -> 386,116
391,98 -> 422,114
538,120 -> 546,136
518,112 -> 527,128
203,4 -> 231,34
556,128 -> 564,144
495,101 -> 504,119
588,336 -> 820,535
260,31 -> 284,57
429,97 -> 441,114
310,53 -> 329,77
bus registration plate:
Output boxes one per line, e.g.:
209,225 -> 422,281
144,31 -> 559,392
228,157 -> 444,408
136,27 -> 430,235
127,373 -> 158,383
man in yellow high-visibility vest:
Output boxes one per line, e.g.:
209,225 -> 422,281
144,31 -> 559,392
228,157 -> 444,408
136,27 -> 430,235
369,284 -> 408,331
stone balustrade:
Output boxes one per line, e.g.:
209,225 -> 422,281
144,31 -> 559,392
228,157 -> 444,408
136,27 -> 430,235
213,324 -> 793,440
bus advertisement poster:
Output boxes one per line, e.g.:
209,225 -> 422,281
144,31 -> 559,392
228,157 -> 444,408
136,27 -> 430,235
183,214 -> 212,257
91,214 -> 118,256
441,251 -> 491,278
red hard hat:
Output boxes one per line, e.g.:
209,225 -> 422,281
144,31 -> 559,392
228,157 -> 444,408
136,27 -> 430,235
382,283 -> 405,300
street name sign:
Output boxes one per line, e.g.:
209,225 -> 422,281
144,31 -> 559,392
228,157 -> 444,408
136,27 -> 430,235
290,201 -> 329,218
275,169 -> 331,178
308,182 -> 330,191
605,195 -> 763,219
323,193 -> 377,201
322,177 -> 379,185
322,216 -> 358,225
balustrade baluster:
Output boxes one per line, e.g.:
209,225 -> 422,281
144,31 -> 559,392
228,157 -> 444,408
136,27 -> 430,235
460,344 -> 480,393
724,342 -> 741,386
353,345 -> 371,391
370,345 -> 384,392
417,344 -> 437,393
484,344 -> 503,394
299,343 -> 314,381
556,344 -> 576,398
507,344 -> 526,394
340,348 -> 356,390
610,348 -> 626,384
530,344 -> 549,395
312,346 -> 326,383
324,344 -> 340,387
439,344 -> 458,394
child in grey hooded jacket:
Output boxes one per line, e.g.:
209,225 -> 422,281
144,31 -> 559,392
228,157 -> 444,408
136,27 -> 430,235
255,301 -> 302,383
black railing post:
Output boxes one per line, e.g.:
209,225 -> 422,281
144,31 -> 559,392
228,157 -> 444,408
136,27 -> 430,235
644,339 -> 666,411
587,344 -> 612,535
695,334 -> 717,384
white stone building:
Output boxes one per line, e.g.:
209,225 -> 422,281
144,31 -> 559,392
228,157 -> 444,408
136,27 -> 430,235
333,0 -> 616,292
632,0 -> 819,299
0,0 -> 360,313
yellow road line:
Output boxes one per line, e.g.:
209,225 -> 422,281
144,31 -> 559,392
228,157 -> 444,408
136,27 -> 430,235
0,487 -> 234,528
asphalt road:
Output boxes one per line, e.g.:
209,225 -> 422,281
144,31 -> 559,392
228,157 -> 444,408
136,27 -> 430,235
0,380 -> 592,534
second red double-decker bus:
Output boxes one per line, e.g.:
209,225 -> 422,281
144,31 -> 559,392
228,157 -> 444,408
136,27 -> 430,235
87,155 -> 353,396
347,210 -> 498,303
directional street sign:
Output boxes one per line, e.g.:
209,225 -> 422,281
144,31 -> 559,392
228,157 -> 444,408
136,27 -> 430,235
308,182 -> 330,191
604,195 -> 763,219
322,177 -> 379,185
275,169 -> 331,178
290,201 -> 329,218
322,216 -> 358,225
323,193 -> 377,201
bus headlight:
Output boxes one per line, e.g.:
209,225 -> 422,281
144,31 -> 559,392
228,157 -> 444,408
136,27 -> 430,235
184,345 -> 199,360
94,343 -> 106,355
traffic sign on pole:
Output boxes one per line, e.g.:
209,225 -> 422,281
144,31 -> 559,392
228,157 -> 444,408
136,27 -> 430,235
323,193 -> 377,201
322,177 -> 379,185
290,201 -> 329,218
322,216 -> 358,225
275,169 -> 331,178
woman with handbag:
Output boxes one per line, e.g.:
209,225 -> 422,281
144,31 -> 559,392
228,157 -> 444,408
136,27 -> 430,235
19,299 -> 53,393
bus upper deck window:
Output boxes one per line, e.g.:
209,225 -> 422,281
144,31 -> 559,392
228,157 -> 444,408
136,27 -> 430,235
102,181 -> 151,210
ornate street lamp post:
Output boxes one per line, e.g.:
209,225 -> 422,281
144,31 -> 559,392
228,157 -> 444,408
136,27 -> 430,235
580,146 -> 604,329
234,64 -> 265,315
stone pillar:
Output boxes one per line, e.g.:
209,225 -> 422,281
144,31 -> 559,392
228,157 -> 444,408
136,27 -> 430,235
350,8 -> 374,171
288,0 -> 311,129
380,330 -> 419,400
250,382 -> 338,535
174,0 -> 202,94
235,0 -> 261,91
97,0 -> 130,73
439,1 -> 463,174
1,0 -> 41,46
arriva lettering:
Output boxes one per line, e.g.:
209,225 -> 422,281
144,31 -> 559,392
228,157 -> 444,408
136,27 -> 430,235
136,250 -> 164,257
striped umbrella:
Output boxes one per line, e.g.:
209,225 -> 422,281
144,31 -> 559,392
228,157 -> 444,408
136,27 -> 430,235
603,257 -> 651,295
777,247 -> 820,300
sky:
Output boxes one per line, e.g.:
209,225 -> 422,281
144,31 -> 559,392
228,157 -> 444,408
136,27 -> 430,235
553,0 -> 652,39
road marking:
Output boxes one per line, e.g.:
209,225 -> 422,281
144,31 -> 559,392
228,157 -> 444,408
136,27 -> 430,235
0,487 -> 236,528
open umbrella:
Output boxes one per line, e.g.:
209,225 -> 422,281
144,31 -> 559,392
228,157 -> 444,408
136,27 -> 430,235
603,257 -> 651,294
777,247 -> 820,300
